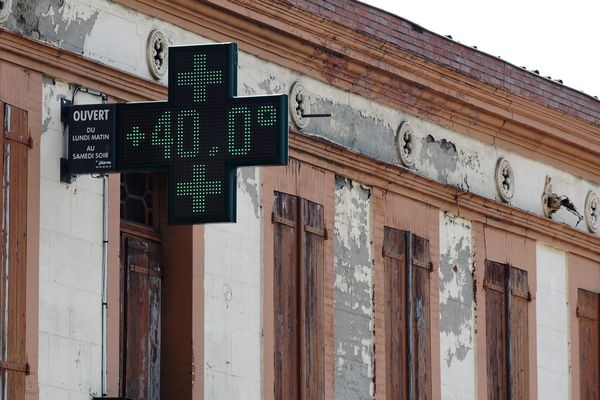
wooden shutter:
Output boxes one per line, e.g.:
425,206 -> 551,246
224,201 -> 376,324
509,267 -> 529,399
273,193 -> 325,400
122,235 -> 162,400
577,288 -> 600,400
0,103 -> 29,400
273,192 -> 299,400
299,198 -> 325,400
384,227 -> 407,400
384,227 -> 431,400
484,260 -> 508,400
411,234 -> 432,400
485,261 -> 530,400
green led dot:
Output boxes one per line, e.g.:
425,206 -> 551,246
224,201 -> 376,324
177,54 -> 222,103
257,105 -> 277,126
151,111 -> 173,159
227,106 -> 251,156
127,126 -> 145,146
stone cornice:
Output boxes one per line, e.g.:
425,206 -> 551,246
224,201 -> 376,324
290,131 -> 600,261
113,0 -> 600,183
1,27 -> 597,259
0,29 -> 166,102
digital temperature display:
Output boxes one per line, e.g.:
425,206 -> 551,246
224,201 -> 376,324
119,43 -> 287,223
63,42 -> 288,224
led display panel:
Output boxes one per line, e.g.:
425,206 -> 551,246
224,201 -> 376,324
117,43 -> 288,224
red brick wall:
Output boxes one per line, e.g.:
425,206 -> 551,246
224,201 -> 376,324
280,0 -> 600,127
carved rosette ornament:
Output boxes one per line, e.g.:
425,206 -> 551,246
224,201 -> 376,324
585,191 -> 600,233
146,30 -> 168,80
395,121 -> 416,168
290,81 -> 309,129
495,157 -> 514,203
0,0 -> 11,23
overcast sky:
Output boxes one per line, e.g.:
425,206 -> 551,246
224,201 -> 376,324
359,0 -> 600,99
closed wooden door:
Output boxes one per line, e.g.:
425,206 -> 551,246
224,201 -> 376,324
121,235 -> 161,400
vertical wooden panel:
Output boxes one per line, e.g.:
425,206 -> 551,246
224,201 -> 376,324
578,289 -> 600,400
509,267 -> 529,400
122,236 -> 161,400
412,235 -> 431,400
485,260 -> 508,400
146,243 -> 161,400
384,227 -> 407,400
300,198 -> 325,400
0,101 -> 7,400
0,104 -> 28,400
273,192 -> 299,400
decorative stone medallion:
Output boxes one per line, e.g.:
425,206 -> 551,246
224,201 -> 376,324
395,121 -> 416,167
146,30 -> 168,80
290,81 -> 309,129
0,0 -> 12,24
495,157 -> 514,203
585,191 -> 600,233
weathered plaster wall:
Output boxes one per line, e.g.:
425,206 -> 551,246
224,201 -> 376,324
536,244 -> 569,400
39,79 -> 103,399
9,0 -> 597,397
3,0 -> 598,233
333,177 -> 374,400
438,212 -> 475,399
204,167 -> 262,400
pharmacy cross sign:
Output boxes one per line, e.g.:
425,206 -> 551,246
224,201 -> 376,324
62,43 -> 288,224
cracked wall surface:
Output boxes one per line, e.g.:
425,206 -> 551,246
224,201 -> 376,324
334,177 -> 374,400
439,212 -> 475,399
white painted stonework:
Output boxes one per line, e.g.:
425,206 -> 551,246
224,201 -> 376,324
438,212 -> 475,400
39,80 -> 104,399
536,244 -> 569,400
204,167 -> 262,400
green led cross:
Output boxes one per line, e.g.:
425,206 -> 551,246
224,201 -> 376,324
118,43 -> 288,224
176,164 -> 222,213
127,126 -> 145,147
177,54 -> 222,102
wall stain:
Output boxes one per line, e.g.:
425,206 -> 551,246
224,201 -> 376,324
420,134 -> 459,183
10,0 -> 98,53
310,98 -> 397,164
238,167 -> 260,219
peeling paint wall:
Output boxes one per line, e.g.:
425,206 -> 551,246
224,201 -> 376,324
536,244 -> 569,400
438,212 -> 475,400
39,78 -> 104,399
2,0 -> 598,233
7,0 -> 99,52
334,177 -> 374,400
204,167 -> 262,400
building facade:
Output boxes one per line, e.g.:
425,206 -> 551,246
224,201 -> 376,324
0,0 -> 599,399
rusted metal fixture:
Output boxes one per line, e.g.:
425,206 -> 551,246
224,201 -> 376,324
542,176 -> 583,224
